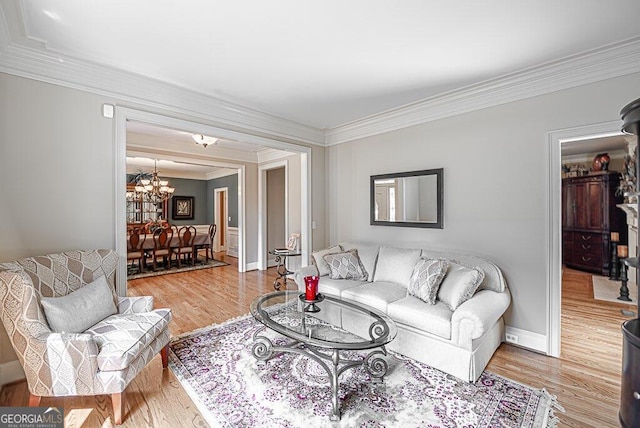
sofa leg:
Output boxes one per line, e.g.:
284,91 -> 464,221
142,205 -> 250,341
28,394 -> 41,407
112,391 -> 125,425
161,344 -> 169,368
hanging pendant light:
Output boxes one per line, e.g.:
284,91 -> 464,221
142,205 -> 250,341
192,134 -> 219,148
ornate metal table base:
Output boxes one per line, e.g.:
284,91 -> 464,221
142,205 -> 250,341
252,327 -> 389,421
273,254 -> 292,290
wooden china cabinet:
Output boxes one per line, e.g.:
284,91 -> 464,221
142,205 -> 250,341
562,171 -> 626,275
126,184 -> 169,229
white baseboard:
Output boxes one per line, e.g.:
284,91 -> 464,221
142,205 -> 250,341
0,360 -> 25,386
504,326 -> 548,354
245,262 -> 259,271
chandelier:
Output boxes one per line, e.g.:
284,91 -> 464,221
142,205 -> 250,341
132,160 -> 175,203
192,134 -> 219,148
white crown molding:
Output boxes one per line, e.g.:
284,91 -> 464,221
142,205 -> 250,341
326,37 -> 640,146
0,5 -> 324,147
206,169 -> 238,180
257,148 -> 296,164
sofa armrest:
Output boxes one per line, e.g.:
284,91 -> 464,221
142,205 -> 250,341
293,265 -> 320,291
451,289 -> 511,348
117,296 -> 154,314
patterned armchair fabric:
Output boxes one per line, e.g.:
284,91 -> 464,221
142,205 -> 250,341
0,249 -> 172,424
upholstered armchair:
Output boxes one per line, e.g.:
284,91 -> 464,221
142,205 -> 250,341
0,249 -> 172,425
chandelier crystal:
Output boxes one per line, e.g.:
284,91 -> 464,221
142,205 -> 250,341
133,160 -> 175,203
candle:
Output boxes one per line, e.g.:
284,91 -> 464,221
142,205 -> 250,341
611,232 -> 620,242
304,275 -> 319,301
618,245 -> 629,258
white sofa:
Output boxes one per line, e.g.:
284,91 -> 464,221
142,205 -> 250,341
293,242 -> 511,382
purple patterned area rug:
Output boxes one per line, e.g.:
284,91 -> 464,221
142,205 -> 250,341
169,314 -> 562,428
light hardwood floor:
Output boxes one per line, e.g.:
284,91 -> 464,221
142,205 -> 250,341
0,258 -> 634,427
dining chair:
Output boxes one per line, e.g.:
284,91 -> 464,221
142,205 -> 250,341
151,227 -> 173,270
206,224 -> 218,261
172,226 -> 196,268
126,227 -> 146,273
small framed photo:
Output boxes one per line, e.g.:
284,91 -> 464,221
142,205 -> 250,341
172,196 -> 194,220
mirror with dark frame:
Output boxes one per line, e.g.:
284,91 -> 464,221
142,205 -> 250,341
370,168 -> 443,229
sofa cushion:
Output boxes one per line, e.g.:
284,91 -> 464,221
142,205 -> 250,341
40,275 -> 117,333
387,296 -> 452,339
437,262 -> 485,311
341,281 -> 406,313
373,246 -> 422,288
323,250 -> 368,281
312,245 -> 343,277
318,277 -> 368,298
407,258 -> 449,304
85,308 -> 171,371
420,249 -> 505,293
339,243 -> 379,282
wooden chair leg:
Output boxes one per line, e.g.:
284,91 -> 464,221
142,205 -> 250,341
112,391 -> 125,425
161,344 -> 169,368
28,394 -> 41,407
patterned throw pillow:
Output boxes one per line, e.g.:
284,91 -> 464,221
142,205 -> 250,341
323,249 -> 368,281
312,245 -> 343,276
407,258 -> 449,304
437,262 -> 485,311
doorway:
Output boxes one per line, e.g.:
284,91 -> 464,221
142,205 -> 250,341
548,120 -> 631,356
258,160 -> 289,271
214,187 -> 228,252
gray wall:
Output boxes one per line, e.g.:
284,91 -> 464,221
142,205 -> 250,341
327,72 -> 640,342
207,173 -> 238,227
167,178 -> 208,225
0,72 -> 324,366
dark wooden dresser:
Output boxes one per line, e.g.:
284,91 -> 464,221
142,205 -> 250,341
562,171 -> 626,275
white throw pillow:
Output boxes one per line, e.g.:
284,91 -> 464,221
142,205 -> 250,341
437,262 -> 485,311
407,258 -> 449,304
312,245 -> 343,276
323,249 -> 368,281
41,275 -> 118,333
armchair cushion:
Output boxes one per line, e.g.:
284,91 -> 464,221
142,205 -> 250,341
117,296 -> 154,314
40,276 -> 117,333
86,308 -> 171,371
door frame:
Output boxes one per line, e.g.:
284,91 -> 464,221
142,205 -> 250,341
115,107 -> 313,295
214,187 -> 229,251
258,160 -> 288,270
547,119 -> 624,357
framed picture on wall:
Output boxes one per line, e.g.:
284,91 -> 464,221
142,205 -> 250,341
172,196 -> 194,220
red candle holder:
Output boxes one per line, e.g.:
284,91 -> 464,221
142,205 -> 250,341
304,275 -> 319,301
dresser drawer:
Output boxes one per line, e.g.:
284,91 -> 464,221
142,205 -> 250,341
575,232 -> 603,245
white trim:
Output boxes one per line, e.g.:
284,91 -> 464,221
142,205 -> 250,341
504,326 -> 548,354
326,37 -> 640,145
205,169 -> 238,180
547,120 -> 624,358
258,160 -> 289,271
301,152 -> 311,267
245,261 -> 259,271
0,19 -> 324,147
115,108 -> 252,283
0,360 -> 25,386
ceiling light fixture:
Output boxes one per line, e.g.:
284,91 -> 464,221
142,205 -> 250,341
192,134 -> 219,148
130,160 -> 175,203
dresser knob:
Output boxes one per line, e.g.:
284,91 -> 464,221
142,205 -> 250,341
634,391 -> 640,400
582,245 -> 591,250
581,256 -> 592,262
582,235 -> 591,240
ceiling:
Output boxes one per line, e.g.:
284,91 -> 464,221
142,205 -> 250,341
7,0 -> 640,130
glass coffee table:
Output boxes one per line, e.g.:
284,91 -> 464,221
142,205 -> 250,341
249,291 -> 398,421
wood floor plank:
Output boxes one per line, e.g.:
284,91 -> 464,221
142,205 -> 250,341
0,258 -> 631,427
